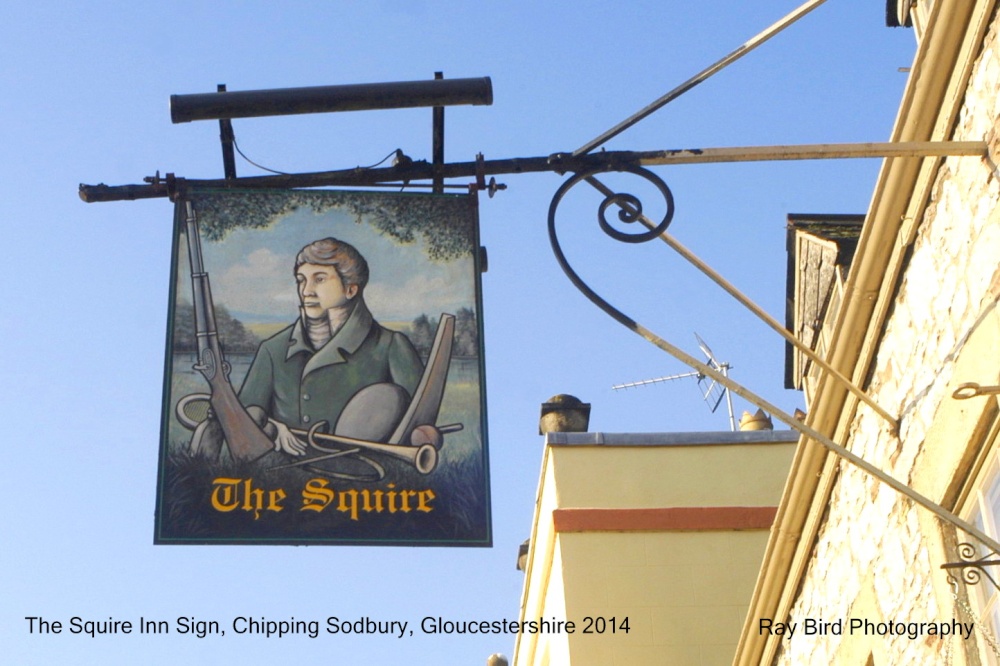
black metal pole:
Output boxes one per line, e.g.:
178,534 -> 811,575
432,72 -> 445,194
78,141 -> 988,203
217,84 -> 237,179
170,77 -> 493,123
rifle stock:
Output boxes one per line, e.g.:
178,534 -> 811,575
183,201 -> 273,460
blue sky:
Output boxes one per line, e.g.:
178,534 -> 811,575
2,2 -> 915,664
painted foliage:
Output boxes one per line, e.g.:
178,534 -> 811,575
155,189 -> 490,546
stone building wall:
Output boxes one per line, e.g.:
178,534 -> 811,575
774,11 -> 1000,666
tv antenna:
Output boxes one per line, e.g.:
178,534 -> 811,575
612,333 -> 737,431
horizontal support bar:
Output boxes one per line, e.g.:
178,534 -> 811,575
78,141 -> 987,202
637,141 -> 988,165
170,77 -> 493,123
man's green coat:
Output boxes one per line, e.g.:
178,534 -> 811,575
239,298 -> 423,434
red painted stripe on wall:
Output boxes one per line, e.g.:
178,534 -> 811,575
552,506 -> 777,532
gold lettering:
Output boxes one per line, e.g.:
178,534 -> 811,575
268,488 -> 286,513
301,478 -> 335,512
360,489 -> 375,513
399,490 -> 415,513
417,489 -> 436,513
242,479 -> 266,519
386,483 -> 397,514
337,489 -> 360,521
210,478 -> 242,512
209,477 -> 286,518
296,480 -> 438,519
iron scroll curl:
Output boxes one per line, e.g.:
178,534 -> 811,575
942,542 -> 1000,593
550,167 -> 1000,598
547,165 -> 674,332
592,166 -> 675,243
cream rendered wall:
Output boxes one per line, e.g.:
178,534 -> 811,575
551,443 -> 795,509
556,530 -> 771,665
514,436 -> 795,666
518,450 -> 572,666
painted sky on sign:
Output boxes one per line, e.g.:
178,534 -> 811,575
2,2 -> 916,664
199,203 -> 478,322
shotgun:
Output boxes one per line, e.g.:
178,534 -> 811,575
182,200 -> 273,460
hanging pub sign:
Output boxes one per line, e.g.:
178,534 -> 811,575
155,188 -> 491,546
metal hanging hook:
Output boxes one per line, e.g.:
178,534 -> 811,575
953,382 -> 1000,400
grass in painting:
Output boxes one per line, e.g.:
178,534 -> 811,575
158,376 -> 489,546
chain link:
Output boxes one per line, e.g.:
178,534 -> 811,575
951,576 -> 1000,661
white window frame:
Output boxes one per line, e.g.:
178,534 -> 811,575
959,410 -> 1000,665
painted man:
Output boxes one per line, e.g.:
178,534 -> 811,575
194,237 -> 424,459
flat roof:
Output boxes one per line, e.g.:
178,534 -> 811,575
544,430 -> 800,446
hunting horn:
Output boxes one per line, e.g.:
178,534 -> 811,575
295,421 -> 460,475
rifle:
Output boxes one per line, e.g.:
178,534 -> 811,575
182,200 -> 273,460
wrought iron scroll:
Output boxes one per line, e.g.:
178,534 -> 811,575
547,165 -> 674,333
943,543 -> 1000,594
546,164 -> 1000,572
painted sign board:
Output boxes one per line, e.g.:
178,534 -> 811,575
155,189 -> 491,546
